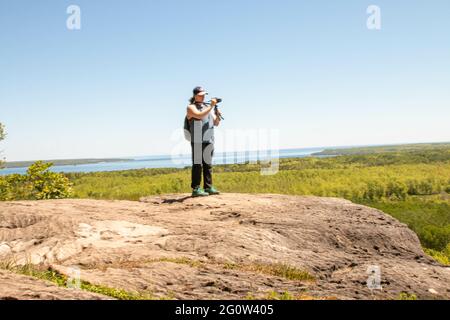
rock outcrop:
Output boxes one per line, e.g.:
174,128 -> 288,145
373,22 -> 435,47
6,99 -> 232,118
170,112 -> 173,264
0,193 -> 449,300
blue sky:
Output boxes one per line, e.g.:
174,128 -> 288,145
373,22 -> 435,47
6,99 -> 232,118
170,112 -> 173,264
1,0 -> 449,161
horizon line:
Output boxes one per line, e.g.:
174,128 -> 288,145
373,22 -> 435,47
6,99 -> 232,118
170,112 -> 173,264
4,140 -> 450,164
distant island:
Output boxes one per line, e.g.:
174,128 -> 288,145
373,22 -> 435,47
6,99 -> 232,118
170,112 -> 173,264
311,142 -> 450,156
4,158 -> 134,169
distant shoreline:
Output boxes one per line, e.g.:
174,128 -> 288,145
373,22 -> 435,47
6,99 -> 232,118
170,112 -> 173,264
3,158 -> 133,169
0,148 -> 325,175
311,142 -> 450,156
2,142 -> 449,175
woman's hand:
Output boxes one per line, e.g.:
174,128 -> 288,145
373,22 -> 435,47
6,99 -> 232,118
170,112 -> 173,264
210,98 -> 218,106
213,107 -> 222,126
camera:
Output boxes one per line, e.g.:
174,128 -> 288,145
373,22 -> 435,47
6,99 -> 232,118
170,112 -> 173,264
210,98 -> 224,120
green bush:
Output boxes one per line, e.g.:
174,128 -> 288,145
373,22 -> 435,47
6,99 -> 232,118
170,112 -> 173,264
0,122 -> 5,169
0,173 -> 31,200
424,247 -> 450,266
398,292 -> 417,300
385,180 -> 408,200
420,225 -> 450,252
0,161 -> 73,200
26,161 -> 73,199
364,181 -> 386,200
0,177 -> 9,199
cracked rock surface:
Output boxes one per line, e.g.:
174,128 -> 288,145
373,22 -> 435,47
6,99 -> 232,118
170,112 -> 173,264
1,193 -> 449,300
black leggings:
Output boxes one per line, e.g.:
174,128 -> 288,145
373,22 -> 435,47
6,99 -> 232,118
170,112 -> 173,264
191,142 -> 214,189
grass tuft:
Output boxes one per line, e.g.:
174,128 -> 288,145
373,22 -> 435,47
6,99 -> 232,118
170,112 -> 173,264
398,292 -> 418,300
223,262 -> 315,281
0,261 -> 158,300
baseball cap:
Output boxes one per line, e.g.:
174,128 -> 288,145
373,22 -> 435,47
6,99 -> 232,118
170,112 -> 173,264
193,86 -> 208,96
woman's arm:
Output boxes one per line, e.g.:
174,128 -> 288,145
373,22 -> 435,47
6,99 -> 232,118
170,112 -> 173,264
186,100 -> 217,120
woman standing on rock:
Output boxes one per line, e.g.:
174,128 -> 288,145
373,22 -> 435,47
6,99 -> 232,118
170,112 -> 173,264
186,86 -> 222,197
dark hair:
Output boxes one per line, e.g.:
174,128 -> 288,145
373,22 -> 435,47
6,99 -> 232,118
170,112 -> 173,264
189,96 -> 195,104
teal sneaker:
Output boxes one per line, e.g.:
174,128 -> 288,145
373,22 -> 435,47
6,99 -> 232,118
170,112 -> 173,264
192,187 -> 209,197
204,186 -> 220,195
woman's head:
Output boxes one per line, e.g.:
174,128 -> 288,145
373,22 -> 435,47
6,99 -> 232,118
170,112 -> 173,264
190,86 -> 208,104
